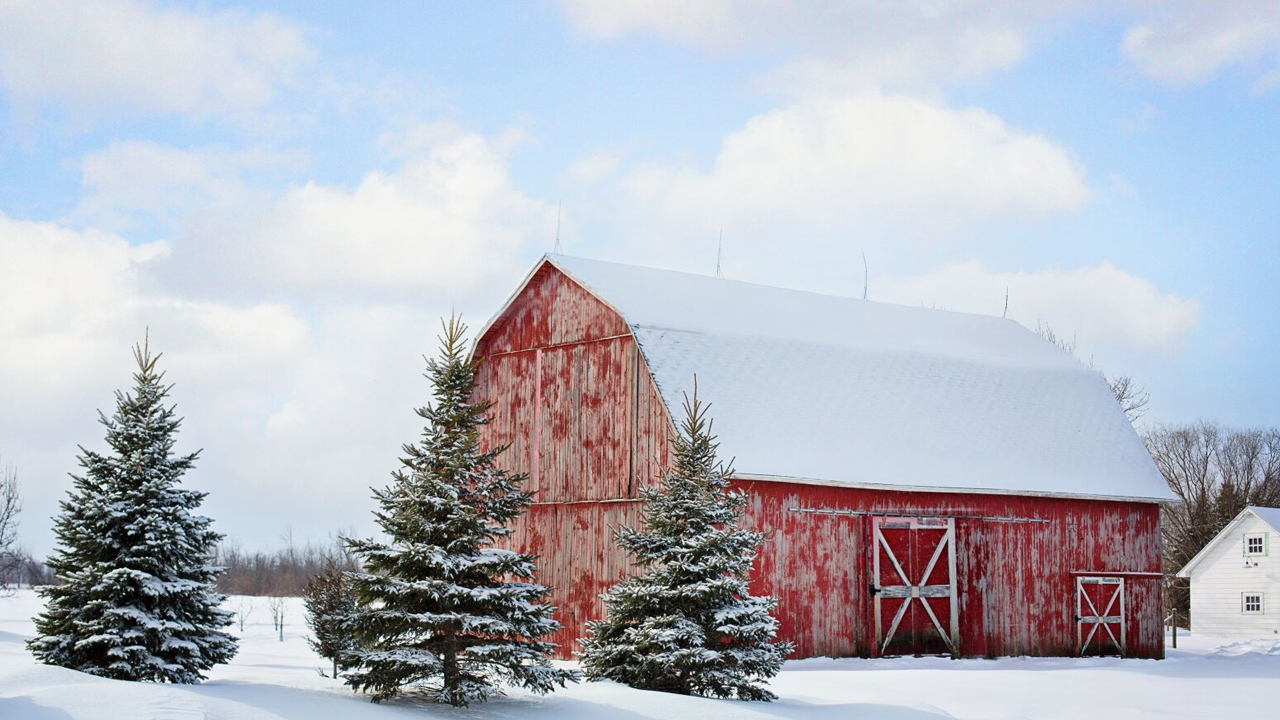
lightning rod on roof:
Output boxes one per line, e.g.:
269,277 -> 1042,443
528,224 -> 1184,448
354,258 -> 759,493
862,253 -> 868,300
1003,287 -> 1009,319
715,230 -> 723,278
553,201 -> 563,254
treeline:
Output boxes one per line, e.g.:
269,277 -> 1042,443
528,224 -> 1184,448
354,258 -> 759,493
1147,422 -> 1280,615
0,552 -> 56,588
0,463 -> 54,592
214,534 -> 359,597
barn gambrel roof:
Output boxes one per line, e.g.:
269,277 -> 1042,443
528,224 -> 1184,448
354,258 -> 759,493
491,254 -> 1173,502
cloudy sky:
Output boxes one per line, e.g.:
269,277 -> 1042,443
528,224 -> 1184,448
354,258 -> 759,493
2,0 -> 1278,554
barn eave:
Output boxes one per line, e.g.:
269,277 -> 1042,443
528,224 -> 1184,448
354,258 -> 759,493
730,471 -> 1171,505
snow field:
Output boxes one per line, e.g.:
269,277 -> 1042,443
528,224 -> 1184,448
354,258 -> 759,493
2,589 -> 1278,719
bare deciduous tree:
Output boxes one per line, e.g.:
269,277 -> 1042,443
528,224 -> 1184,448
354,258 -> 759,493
269,596 -> 287,642
1035,321 -> 1078,357
232,597 -> 254,632
0,463 -> 22,595
214,534 -> 358,597
1036,322 -> 1150,425
1108,374 -> 1150,424
1147,422 -> 1280,616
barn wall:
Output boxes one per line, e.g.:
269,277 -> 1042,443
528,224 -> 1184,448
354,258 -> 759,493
474,262 -> 673,503
475,262 -> 630,356
473,261 -> 671,654
738,480 -> 1164,660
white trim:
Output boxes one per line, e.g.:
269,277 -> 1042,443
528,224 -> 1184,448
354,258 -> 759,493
732,471 -> 1168,504
1177,507 -> 1280,578
470,254 -> 676,424
469,254 -> 553,361
1244,532 -> 1267,557
872,516 -> 959,656
1076,575 -> 1127,656
1242,592 -> 1264,615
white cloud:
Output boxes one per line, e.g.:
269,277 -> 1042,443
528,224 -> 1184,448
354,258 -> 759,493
0,209 -> 457,557
0,212 -> 316,551
1123,1 -> 1280,90
0,0 -> 312,121
570,152 -> 622,183
238,123 -> 556,295
0,212 -> 308,418
74,141 -> 307,232
617,91 -> 1088,255
0,121 -> 562,553
559,1 -> 1082,90
878,261 -> 1201,356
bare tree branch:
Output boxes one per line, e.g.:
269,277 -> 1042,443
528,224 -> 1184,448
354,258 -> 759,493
0,462 -> 22,594
1107,374 -> 1150,423
1146,422 -> 1280,618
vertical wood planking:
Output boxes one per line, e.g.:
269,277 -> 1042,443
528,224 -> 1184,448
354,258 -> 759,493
736,480 -> 1164,660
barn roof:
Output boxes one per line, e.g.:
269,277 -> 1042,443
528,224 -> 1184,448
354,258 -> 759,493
513,254 -> 1171,502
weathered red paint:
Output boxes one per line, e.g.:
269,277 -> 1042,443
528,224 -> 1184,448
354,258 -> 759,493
473,261 -> 1164,660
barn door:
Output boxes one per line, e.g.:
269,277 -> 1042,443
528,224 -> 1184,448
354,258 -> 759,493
871,516 -> 959,657
1076,576 -> 1125,656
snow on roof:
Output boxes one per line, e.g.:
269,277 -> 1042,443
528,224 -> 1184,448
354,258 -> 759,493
1246,506 -> 1280,533
545,254 -> 1173,502
1177,506 -> 1280,578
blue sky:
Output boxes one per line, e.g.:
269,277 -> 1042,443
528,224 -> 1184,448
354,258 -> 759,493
2,1 -> 1278,553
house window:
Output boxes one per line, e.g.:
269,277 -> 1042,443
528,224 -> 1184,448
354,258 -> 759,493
1242,593 -> 1264,614
1244,533 -> 1267,556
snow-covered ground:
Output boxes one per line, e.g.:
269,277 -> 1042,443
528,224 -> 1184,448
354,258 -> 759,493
1,589 -> 1276,720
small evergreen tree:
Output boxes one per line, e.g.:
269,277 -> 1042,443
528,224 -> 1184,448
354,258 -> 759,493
342,316 -> 577,706
28,336 -> 236,682
579,384 -> 792,700
304,557 -> 358,678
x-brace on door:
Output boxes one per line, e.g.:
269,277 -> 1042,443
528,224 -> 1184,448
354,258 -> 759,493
871,516 -> 960,657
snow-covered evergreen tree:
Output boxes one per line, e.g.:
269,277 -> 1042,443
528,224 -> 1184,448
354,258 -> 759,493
28,337 -> 236,682
579,384 -> 792,701
304,557 -> 358,679
342,315 -> 577,707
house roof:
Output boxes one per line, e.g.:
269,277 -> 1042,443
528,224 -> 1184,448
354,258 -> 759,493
509,254 -> 1172,501
1176,506 -> 1280,578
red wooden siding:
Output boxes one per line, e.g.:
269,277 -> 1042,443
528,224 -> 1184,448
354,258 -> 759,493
475,262 -> 671,503
474,261 -> 671,654
473,260 -> 1164,661
739,480 -> 1163,659
508,501 -> 644,653
475,263 -> 630,357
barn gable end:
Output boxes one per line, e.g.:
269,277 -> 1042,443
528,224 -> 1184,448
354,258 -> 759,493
474,260 -> 672,504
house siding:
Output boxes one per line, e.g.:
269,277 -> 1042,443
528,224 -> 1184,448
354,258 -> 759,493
1187,514 -> 1280,638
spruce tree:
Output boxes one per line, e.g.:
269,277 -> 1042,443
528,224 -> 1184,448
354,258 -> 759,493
342,316 -> 576,706
579,385 -> 792,701
28,336 -> 236,682
304,557 -> 358,678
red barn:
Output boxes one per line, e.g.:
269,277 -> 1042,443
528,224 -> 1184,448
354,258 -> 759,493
472,255 -> 1172,660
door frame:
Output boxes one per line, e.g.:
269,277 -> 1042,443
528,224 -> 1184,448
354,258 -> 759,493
870,516 -> 960,657
1075,575 -> 1126,656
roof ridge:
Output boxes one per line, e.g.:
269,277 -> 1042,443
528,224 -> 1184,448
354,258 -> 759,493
549,253 -> 1031,327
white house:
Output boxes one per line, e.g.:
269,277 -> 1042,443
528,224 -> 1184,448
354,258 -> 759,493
1177,506 -> 1280,638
